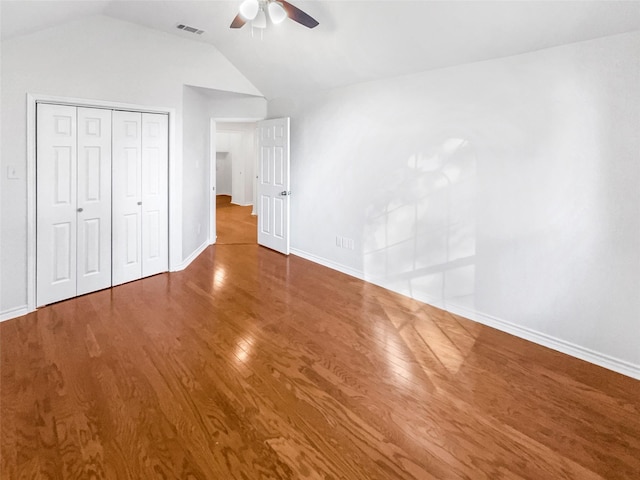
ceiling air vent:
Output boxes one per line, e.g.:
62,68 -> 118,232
176,24 -> 205,35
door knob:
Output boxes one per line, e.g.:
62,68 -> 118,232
137,201 -> 142,205
280,191 -> 291,196
77,207 -> 83,213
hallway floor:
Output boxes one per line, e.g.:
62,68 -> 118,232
215,195 -> 257,245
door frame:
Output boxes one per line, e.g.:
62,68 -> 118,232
209,117 -> 263,246
26,93 -> 178,312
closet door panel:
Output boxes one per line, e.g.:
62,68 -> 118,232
112,111 -> 143,286
141,113 -> 169,277
37,104 -> 78,306
77,107 -> 112,295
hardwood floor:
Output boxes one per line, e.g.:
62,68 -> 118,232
1,203 -> 639,479
216,195 -> 257,245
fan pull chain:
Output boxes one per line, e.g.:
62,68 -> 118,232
251,25 -> 264,40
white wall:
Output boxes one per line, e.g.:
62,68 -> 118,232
216,132 -> 239,198
182,86 -> 213,260
269,31 -> 640,378
216,152 -> 233,196
187,86 -> 267,120
0,15 -> 262,315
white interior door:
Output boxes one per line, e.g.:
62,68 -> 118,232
37,104 -> 78,306
257,117 -> 290,255
141,113 -> 169,277
112,111 -> 143,286
76,107 -> 112,295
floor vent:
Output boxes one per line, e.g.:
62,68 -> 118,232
177,24 -> 205,35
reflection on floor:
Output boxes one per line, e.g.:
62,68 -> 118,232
216,194 -> 257,245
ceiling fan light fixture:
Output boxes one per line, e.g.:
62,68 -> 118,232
268,1 -> 287,24
252,8 -> 267,29
230,0 -> 319,30
239,0 -> 259,20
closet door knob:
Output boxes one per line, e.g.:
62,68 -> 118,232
137,201 -> 142,205
77,207 -> 83,213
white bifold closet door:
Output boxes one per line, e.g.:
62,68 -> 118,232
112,111 -> 168,286
37,104 -> 112,306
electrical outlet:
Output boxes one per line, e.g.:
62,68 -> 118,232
336,236 -> 355,250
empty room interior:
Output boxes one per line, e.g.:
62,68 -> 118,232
1,1 -> 639,478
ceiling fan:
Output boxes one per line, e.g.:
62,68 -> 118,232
230,0 -> 319,30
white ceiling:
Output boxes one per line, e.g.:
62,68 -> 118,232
2,1 -> 640,99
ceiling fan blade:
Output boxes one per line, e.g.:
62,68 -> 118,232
230,13 -> 247,28
280,0 -> 319,28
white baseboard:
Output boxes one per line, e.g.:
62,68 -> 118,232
172,240 -> 209,272
444,302 -> 640,380
0,305 -> 30,323
3,242 -> 212,323
291,249 -> 640,380
290,248 -> 364,280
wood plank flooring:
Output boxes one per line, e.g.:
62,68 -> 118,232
216,195 -> 257,245
1,203 -> 639,479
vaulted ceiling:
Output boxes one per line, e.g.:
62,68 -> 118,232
2,1 -> 640,99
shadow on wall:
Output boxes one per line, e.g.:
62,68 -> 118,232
363,138 -> 478,312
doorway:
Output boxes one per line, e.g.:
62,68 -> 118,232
212,121 -> 258,245
208,117 -> 291,254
